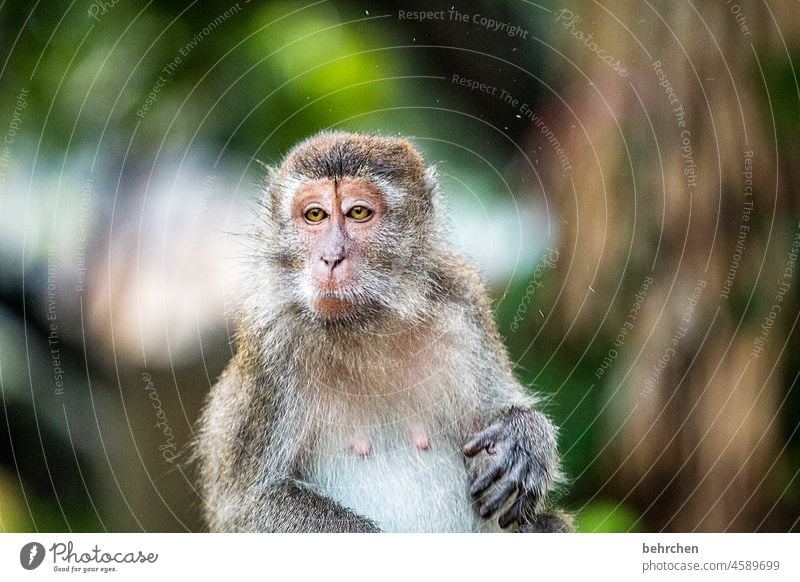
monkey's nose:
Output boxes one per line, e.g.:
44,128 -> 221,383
321,254 -> 345,273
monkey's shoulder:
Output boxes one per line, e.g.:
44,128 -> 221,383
435,251 -> 500,330
434,250 -> 483,299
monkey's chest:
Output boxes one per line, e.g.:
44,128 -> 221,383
305,433 -> 481,533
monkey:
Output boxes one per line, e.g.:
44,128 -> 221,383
195,131 -> 570,533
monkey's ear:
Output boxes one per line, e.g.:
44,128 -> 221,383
423,164 -> 439,196
253,159 -> 277,186
252,160 -> 280,218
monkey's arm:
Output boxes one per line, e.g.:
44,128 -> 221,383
453,266 -> 566,530
223,478 -> 381,533
197,361 -> 380,533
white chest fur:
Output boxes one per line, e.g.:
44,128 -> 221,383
293,317 -> 491,532
305,427 -> 480,533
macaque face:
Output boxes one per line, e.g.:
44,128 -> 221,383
291,177 -> 388,319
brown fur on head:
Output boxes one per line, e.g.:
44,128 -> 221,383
252,132 -> 446,328
280,132 -> 429,194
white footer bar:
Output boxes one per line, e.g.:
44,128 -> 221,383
1,533 -> 797,581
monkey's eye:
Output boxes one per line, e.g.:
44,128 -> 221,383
304,207 -> 328,223
346,206 -> 373,221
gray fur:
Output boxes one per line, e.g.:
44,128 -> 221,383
195,132 -> 567,533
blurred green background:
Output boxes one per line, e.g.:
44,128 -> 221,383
0,0 -> 798,532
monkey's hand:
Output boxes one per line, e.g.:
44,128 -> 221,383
463,407 -> 557,529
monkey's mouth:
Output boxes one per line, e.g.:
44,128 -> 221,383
311,289 -> 360,318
